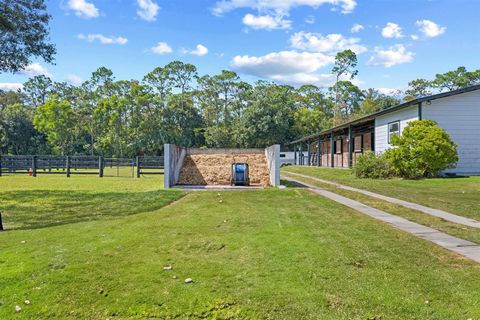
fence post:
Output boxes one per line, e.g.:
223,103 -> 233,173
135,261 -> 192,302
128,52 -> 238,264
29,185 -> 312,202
99,156 -> 104,178
32,155 -> 37,177
0,212 -> 3,231
136,156 -> 140,178
66,156 -> 71,177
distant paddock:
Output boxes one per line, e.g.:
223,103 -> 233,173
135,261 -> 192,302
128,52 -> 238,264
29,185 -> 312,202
0,155 -> 164,178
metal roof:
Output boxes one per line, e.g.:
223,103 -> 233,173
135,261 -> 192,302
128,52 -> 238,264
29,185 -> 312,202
289,84 -> 480,144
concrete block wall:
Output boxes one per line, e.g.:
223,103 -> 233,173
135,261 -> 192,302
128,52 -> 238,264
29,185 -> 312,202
265,144 -> 280,186
163,144 -> 187,189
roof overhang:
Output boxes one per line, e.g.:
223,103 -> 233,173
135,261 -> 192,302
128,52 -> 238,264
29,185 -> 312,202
289,84 -> 480,145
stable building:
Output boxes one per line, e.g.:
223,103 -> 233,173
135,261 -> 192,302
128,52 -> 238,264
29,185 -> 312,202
291,85 -> 480,175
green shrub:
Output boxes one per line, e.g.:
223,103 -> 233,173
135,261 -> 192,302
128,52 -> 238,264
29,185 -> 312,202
384,120 -> 458,179
353,151 -> 392,179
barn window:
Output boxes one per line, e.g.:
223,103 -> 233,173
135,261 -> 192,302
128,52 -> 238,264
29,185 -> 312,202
388,121 -> 400,144
354,136 -> 362,152
335,140 -> 342,154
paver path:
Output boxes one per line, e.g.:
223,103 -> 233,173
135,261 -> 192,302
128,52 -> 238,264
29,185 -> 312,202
283,176 -> 480,263
285,171 -> 480,229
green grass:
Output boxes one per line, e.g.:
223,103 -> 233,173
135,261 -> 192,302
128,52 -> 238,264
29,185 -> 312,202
0,174 -> 181,229
1,176 -> 480,319
281,175 -> 480,245
283,166 -> 480,220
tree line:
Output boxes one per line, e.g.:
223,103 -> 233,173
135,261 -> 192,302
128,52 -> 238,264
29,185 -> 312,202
1,58 -> 479,157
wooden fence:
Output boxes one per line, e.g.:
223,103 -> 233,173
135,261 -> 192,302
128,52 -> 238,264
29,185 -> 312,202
135,156 -> 164,178
0,155 -> 164,178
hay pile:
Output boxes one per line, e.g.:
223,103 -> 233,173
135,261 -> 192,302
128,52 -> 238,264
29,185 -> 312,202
178,153 -> 270,186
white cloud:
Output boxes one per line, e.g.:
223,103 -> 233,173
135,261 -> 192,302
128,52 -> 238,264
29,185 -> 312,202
137,0 -> 160,22
78,34 -> 128,45
416,19 -> 446,38
65,74 -> 83,85
271,73 -> 336,87
367,44 -> 414,68
20,63 -> 52,78
212,0 -> 357,16
0,83 -> 23,91
231,50 -> 336,86
67,0 -> 99,18
381,22 -> 403,38
189,44 -> 209,56
232,51 -> 334,75
411,34 -> 419,41
150,42 -> 173,54
377,87 -> 401,95
350,23 -> 364,33
290,31 -> 367,54
305,15 -> 315,24
242,13 -> 291,30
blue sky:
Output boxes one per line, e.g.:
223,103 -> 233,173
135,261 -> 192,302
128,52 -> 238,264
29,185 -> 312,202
1,0 -> 480,93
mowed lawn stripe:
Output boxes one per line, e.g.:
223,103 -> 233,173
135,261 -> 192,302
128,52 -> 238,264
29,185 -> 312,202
285,171 -> 480,228
1,189 -> 480,319
283,166 -> 480,220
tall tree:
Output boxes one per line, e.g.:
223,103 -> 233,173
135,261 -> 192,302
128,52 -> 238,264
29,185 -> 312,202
432,67 -> 480,92
23,75 -> 53,107
331,50 -> 358,125
404,78 -> 432,101
361,88 -> 400,114
0,0 -> 56,73
165,61 -> 197,110
329,81 -> 364,121
34,96 -> 76,155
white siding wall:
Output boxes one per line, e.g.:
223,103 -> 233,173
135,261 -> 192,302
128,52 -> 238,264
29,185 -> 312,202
375,105 -> 419,153
423,90 -> 480,174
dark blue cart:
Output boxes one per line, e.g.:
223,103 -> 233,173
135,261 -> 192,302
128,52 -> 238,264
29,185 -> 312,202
231,163 -> 249,186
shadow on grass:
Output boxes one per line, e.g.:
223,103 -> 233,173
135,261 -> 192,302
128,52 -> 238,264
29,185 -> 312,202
280,179 -> 308,189
0,189 -> 184,230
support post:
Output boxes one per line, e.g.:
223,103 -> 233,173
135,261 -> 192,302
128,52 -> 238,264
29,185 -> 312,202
293,144 -> 297,165
32,155 -> 37,177
136,156 -> 140,178
307,140 -> 311,166
317,137 -> 321,167
99,156 -> 104,178
66,156 -> 71,177
0,212 -> 3,231
348,126 -> 353,168
330,133 -> 334,168
299,144 -> 303,166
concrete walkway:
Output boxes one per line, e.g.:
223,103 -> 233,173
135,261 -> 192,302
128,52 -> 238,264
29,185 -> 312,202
285,171 -> 480,229
283,176 -> 480,263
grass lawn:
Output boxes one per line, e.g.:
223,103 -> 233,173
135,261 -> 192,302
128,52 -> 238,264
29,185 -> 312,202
1,176 -> 480,319
283,166 -> 480,220
0,174 -> 181,229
